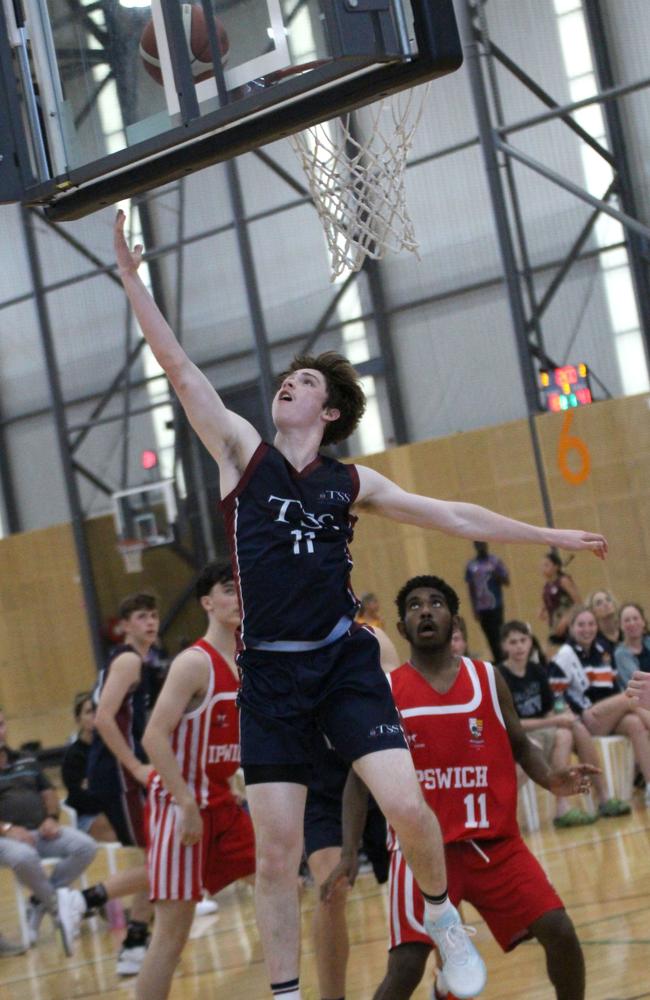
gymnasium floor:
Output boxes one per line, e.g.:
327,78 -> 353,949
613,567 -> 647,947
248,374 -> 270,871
1,797 -> 649,1000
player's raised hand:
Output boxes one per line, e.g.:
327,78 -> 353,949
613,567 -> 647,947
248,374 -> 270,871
114,209 -> 144,277
550,530 -> 608,560
547,763 -> 600,798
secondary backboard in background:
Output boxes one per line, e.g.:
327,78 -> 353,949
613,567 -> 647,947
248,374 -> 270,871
0,0 -> 462,219
112,479 -> 178,546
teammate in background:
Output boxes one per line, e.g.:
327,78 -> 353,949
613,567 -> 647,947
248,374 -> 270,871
85,592 -> 159,975
308,625 -> 398,1000
464,542 -> 509,662
325,576 -> 595,1000
135,561 -> 255,1000
114,209 -> 606,1000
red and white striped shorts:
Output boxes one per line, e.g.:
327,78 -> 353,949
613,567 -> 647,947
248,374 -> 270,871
146,791 -> 255,901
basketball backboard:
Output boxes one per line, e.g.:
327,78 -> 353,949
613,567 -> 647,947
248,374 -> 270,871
0,0 -> 462,219
112,479 -> 178,546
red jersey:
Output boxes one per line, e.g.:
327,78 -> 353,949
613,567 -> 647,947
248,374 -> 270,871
388,657 -> 518,845
149,638 -> 241,809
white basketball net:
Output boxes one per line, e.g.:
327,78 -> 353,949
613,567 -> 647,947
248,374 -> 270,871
290,86 -> 428,280
117,540 -> 145,574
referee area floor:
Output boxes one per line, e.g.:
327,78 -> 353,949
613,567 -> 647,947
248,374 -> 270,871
1,796 -> 649,1000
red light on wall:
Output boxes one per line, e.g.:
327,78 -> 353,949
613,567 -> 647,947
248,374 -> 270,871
141,449 -> 158,471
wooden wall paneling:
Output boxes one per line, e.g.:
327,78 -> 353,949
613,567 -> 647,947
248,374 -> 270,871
2,393 -> 649,744
0,523 -> 96,747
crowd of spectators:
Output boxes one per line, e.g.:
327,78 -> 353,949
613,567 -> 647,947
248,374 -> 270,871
476,549 -> 650,827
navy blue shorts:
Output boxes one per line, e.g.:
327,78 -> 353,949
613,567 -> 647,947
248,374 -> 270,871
238,623 -> 406,784
304,736 -> 389,883
304,742 -> 349,856
89,761 -> 146,848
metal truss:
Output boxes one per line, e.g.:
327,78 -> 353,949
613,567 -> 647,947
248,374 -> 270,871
3,0 -> 650,659
455,0 -> 650,525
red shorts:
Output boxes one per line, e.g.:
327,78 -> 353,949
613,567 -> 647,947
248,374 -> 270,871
389,835 -> 564,953
146,792 -> 255,902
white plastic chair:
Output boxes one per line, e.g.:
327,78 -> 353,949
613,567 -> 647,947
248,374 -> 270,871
518,777 -> 540,833
60,803 -> 121,877
594,735 -> 635,802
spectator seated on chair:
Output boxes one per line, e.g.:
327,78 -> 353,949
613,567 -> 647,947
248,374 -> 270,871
498,620 -> 628,827
550,606 -> 650,808
61,693 -> 117,842
586,589 -> 622,659
0,708 -> 97,953
615,603 -> 650,688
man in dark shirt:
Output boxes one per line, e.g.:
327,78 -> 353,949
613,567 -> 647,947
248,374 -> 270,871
464,541 -> 509,662
0,710 -> 97,953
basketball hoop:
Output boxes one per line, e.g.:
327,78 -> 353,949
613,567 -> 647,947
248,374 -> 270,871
290,86 -> 429,280
117,539 -> 146,575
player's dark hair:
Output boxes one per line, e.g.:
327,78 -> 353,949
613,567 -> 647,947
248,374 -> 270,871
500,619 -> 532,641
73,691 -> 93,721
118,592 -> 157,620
280,351 -> 366,446
195,561 -> 234,601
395,575 -> 460,621
545,550 -> 563,569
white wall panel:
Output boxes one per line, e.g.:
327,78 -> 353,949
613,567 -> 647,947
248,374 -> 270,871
1,0 -> 649,532
392,285 -> 527,441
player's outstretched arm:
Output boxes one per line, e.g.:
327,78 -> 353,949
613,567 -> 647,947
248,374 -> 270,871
142,650 -> 211,845
355,466 -> 607,558
114,210 -> 260,479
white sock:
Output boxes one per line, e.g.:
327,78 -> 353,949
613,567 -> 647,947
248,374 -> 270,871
271,980 -> 301,999
423,896 -> 454,924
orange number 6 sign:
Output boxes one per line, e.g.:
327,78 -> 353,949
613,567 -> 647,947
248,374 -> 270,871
557,411 -> 591,485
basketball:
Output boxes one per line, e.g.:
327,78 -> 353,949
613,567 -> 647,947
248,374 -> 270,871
139,3 -> 229,86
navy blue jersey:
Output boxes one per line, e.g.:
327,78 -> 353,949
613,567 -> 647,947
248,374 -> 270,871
221,443 -> 360,649
87,644 -> 150,788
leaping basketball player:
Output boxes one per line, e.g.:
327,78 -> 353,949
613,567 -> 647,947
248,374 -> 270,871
135,561 -> 255,1000
114,208 -> 607,1000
